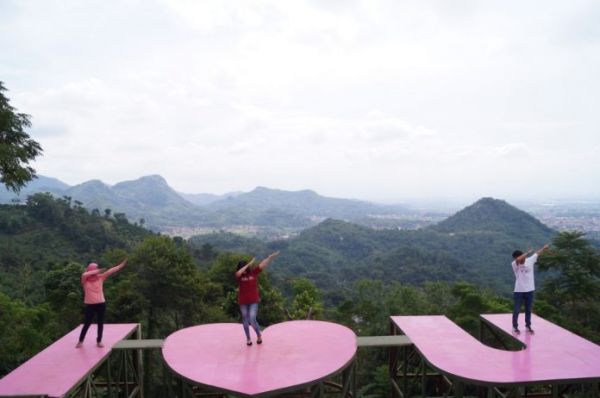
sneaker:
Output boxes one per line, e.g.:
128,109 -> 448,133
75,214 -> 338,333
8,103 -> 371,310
246,340 -> 252,346
513,327 -> 520,334
76,342 -> 83,348
97,342 -> 104,348
526,326 -> 534,334
257,336 -> 263,345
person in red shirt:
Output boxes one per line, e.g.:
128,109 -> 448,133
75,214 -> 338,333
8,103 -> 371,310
235,251 -> 280,346
76,259 -> 127,348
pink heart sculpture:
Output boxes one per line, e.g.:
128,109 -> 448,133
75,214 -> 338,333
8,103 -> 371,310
162,320 -> 357,396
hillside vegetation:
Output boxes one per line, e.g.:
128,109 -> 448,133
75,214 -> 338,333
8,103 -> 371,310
190,198 -> 556,293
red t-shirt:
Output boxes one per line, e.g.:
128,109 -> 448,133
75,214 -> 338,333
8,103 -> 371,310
237,267 -> 262,305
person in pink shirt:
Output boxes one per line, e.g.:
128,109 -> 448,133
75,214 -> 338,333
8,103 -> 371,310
76,259 -> 127,348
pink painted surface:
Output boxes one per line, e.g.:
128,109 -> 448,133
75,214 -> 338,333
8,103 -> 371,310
162,320 -> 356,396
391,314 -> 600,385
0,324 -> 138,398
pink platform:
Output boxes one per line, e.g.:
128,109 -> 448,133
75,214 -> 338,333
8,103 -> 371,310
162,320 -> 357,396
391,314 -> 600,385
0,323 -> 138,398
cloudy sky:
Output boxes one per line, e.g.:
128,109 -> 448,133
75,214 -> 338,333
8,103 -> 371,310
1,0 -> 599,203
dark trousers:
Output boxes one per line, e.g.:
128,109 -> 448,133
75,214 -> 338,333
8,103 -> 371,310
78,303 -> 106,342
512,291 -> 534,328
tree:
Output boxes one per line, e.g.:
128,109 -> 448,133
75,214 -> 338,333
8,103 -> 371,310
0,82 -> 42,193
289,277 -> 324,320
537,231 -> 600,342
0,292 -> 55,374
44,262 -> 84,333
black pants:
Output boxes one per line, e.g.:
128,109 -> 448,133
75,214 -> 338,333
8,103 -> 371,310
78,303 -> 106,343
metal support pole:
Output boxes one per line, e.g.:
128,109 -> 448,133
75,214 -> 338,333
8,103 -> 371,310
311,382 -> 324,398
389,320 -> 398,398
551,384 -> 558,398
107,356 -> 113,398
403,346 -> 408,396
591,382 -> 599,398
341,360 -> 354,398
136,324 -> 144,398
124,350 -> 129,398
421,357 -> 427,398
454,381 -> 464,398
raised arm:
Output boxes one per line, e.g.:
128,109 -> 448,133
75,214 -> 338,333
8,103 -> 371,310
536,244 -> 550,256
101,259 -> 127,278
515,250 -> 533,265
235,258 -> 256,278
258,251 -> 281,270
81,268 -> 103,283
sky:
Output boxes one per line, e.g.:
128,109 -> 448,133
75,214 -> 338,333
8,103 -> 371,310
1,0 -> 599,204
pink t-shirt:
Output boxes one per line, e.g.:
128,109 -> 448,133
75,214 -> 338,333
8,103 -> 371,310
82,272 -> 108,304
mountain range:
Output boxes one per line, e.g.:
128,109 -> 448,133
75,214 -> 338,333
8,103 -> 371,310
0,175 -> 412,233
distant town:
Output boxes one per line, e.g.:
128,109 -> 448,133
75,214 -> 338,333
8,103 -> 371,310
162,203 -> 600,242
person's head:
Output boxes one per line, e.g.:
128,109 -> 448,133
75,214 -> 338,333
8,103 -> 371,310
237,260 -> 248,273
512,250 -> 524,264
87,262 -> 99,271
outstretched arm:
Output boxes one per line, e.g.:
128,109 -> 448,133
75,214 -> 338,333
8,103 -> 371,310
101,259 -> 127,278
536,244 -> 550,256
258,251 -> 281,270
235,258 -> 256,278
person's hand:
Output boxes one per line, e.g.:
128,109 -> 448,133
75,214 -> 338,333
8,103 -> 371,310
270,251 -> 281,258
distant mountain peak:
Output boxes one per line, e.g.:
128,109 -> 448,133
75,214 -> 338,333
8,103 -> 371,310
79,179 -> 109,187
434,197 -> 554,236
251,186 -> 317,195
140,174 -> 167,182
119,175 -> 168,185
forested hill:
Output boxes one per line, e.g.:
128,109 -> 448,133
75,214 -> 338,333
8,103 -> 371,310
0,175 -> 209,230
189,198 -> 557,293
204,186 -> 409,220
433,197 -> 554,238
0,193 -> 152,302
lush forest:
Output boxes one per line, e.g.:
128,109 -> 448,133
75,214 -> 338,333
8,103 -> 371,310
1,194 -> 599,396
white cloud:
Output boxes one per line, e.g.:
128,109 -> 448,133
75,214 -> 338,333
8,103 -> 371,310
492,143 -> 532,159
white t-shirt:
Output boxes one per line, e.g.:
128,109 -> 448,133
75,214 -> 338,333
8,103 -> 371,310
512,253 -> 537,292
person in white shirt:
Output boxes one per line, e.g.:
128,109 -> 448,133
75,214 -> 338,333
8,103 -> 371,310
511,244 -> 549,334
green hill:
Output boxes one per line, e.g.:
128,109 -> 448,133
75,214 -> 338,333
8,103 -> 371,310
189,198 -> 557,293
434,197 -> 554,238
206,186 -> 407,217
0,193 -> 152,302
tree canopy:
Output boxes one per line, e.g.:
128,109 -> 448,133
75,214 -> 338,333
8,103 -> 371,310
0,82 -> 42,193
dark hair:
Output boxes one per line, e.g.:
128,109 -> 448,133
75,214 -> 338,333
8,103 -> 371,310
236,260 -> 247,271
512,250 -> 523,259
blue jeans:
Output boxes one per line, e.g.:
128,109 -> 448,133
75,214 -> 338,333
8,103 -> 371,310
240,303 -> 261,340
512,291 -> 534,328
